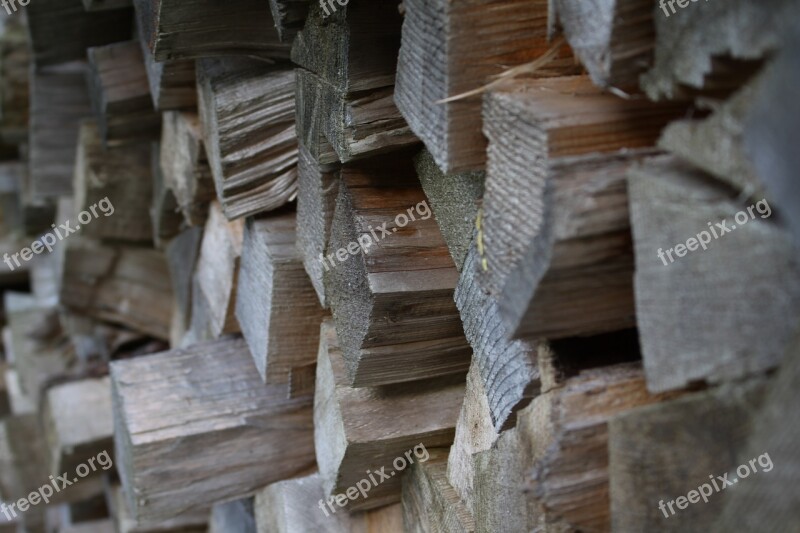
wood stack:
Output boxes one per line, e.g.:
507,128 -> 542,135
0,0 -> 796,532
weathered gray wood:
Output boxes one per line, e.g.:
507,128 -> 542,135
108,485 -> 208,533
0,15 -> 29,144
73,120 -> 154,243
87,41 -> 161,146
111,338 -> 315,526
472,427 -> 527,533
160,111 -> 215,226
0,414 -> 50,501
133,0 -> 288,61
210,498 -> 256,533
402,448 -> 475,533
268,0 -> 310,43
235,211 -> 327,384
26,0 -> 132,67
165,226 -> 204,338
325,156 -> 471,386
314,320 -> 464,511
197,58 -> 297,220
151,141 -> 183,248
609,377 -> 768,531
628,155 -> 800,392
395,0 -> 578,172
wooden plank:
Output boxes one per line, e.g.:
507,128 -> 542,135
111,338 -> 314,526
86,40 -> 161,146
628,156 -> 800,392
236,211 -> 326,385
314,321 -> 464,511
325,156 -> 471,386
197,58 -> 297,220
395,0 -> 578,172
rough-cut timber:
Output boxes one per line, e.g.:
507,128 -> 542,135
26,0 -> 132,67
610,377 -> 768,531
395,0 -> 578,172
554,0 -> 654,89
314,321 -> 464,511
87,41 -> 161,145
256,473 -> 404,533
134,0 -> 288,61
235,211 -> 327,384
472,427 -> 526,533
629,156 -> 800,392
108,485 -> 208,533
326,156 -> 471,386
268,0 -> 310,43
73,121 -> 153,242
402,448 -> 475,533
197,58 -> 298,220
111,338 -> 315,526
133,19 -> 196,111
165,226 -> 204,340
150,142 -> 183,247
29,62 -> 93,199
60,238 -> 172,340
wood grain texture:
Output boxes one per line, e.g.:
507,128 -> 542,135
134,0 -> 288,61
111,338 -> 315,526
235,211 -> 327,384
268,0 -> 310,43
325,156 -> 471,386
73,121 -> 154,243
150,141 -> 183,248
108,485 -> 207,533
629,156 -> 800,392
472,427 -> 527,533
165,226 -> 204,339
610,377 -> 768,532
198,58 -> 298,220
256,473 -> 404,533
314,321 -> 464,511
395,0 -> 578,172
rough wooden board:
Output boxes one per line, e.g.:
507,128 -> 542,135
325,156 -> 471,386
73,120 -> 154,243
267,0 -> 310,42
472,427 -> 527,533
197,58 -> 298,220
395,0 -> 578,173
314,320 -> 464,511
641,0 -> 798,100
210,498 -> 256,533
193,202 -> 243,337
402,449 -> 475,533
108,485 -> 208,533
256,472 -> 403,533
235,211 -> 326,384
111,338 -> 315,526
414,149 -> 485,272
134,0 -> 288,61
609,377 -> 768,531
628,155 -> 800,392
165,226 -> 203,337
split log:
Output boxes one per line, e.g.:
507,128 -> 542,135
209,499 -> 255,533
73,120 -> 154,243
295,69 -> 418,164
268,0 -> 310,42
325,156 -> 471,386
291,0 -> 402,93
314,320 -> 464,511
60,238 -> 173,340
414,150 -> 484,271
554,0 -> 654,89
86,40 -> 161,146
165,226 -> 204,340
482,76 -> 682,340
133,0 -> 288,61
472,427 -> 526,533
641,0 -> 798,100
29,62 -> 92,199
41,377 -> 114,476
193,202 -> 243,337
256,473 -> 403,533
235,211 -> 327,385
26,0 -> 132,67
628,156 -> 800,392
197,58 -> 297,220
108,485 -> 207,533
295,143 -> 340,307
294,74 -> 340,167
150,142 -> 183,247
402,448 -> 475,533
111,338 -> 315,526
609,377 -> 768,531
160,111 -> 215,226
394,0 -> 578,172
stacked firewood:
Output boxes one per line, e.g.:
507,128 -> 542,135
0,0 -> 798,532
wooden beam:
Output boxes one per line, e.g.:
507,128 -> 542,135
111,338 -> 314,526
